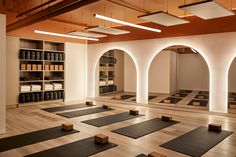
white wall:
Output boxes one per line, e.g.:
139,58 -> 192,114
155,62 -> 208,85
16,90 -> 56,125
87,32 -> 236,113
149,51 -> 171,94
6,36 -> 19,105
0,14 -> 6,133
65,42 -> 87,102
170,52 -> 177,93
124,53 -> 136,93
178,53 -> 209,91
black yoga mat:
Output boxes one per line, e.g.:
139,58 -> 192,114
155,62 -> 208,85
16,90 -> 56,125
0,126 -> 79,152
195,94 -> 209,99
172,93 -> 189,97
159,97 -> 182,104
82,112 -> 144,127
178,90 -> 192,93
24,137 -> 117,157
57,107 -> 113,118
112,118 -> 179,139
136,154 -> 148,157
199,91 -> 209,95
160,126 -> 233,157
188,99 -> 208,106
132,96 -> 157,102
42,103 -> 94,113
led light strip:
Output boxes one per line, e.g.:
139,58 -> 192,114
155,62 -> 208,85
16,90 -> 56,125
34,30 -> 99,41
94,14 -> 161,33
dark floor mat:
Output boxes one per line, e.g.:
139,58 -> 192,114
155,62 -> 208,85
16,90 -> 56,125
195,94 -> 209,99
159,97 -> 182,104
199,91 -> 209,95
82,112 -> 144,127
178,90 -> 192,93
112,118 -> 179,139
57,107 -> 113,118
132,96 -> 157,102
136,154 -> 148,157
172,93 -> 189,97
42,103 -> 94,113
0,126 -> 79,152
188,99 -> 208,106
160,126 -> 233,157
24,137 -> 117,157
120,95 -> 135,100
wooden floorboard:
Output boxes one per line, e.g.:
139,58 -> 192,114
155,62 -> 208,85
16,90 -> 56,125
0,99 -> 236,157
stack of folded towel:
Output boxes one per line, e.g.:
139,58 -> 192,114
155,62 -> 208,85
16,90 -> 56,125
20,85 -> 31,92
31,84 -> 41,91
108,80 -> 114,85
53,83 -> 63,90
44,84 -> 53,91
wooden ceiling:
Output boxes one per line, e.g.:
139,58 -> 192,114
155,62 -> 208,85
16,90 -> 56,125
2,0 -> 236,43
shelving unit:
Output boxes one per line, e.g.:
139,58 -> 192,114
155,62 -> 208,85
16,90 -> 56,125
99,50 -> 117,95
18,38 -> 65,105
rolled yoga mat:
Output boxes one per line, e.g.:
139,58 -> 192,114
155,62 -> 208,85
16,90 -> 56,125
0,126 -> 79,152
82,112 -> 144,127
57,107 -> 113,118
42,103 -> 95,113
112,118 -> 179,139
160,126 -> 233,157
24,137 -> 117,157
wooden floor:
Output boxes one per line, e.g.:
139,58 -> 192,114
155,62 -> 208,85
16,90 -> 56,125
1,100 -> 236,157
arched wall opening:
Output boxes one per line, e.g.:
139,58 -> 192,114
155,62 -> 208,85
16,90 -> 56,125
94,49 -> 137,101
227,57 -> 236,113
148,45 -> 210,110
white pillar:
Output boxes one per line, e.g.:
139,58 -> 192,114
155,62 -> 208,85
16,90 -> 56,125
136,64 -> 148,104
0,14 -> 6,134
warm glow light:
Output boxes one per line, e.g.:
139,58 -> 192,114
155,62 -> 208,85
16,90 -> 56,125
94,14 -> 161,33
34,30 -> 99,41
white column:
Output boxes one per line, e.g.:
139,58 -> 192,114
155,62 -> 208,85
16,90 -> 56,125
136,64 -> 148,104
0,14 -> 6,134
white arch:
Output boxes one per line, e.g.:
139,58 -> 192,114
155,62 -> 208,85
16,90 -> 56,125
147,43 -> 211,109
93,47 -> 138,97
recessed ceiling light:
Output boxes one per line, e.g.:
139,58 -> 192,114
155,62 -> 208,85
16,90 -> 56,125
179,0 -> 235,20
68,31 -> 107,38
86,26 -> 130,35
94,14 -> 161,33
138,11 -> 189,26
34,30 -> 99,41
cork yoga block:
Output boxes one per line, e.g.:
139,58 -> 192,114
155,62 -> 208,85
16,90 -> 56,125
192,101 -> 200,106
164,99 -> 171,103
130,110 -> 139,115
208,123 -> 222,132
198,95 -> 205,99
86,101 -> 93,106
161,115 -> 172,122
94,134 -> 109,144
148,152 -> 167,157
61,123 -> 73,131
114,95 -> 121,100
103,105 -> 111,109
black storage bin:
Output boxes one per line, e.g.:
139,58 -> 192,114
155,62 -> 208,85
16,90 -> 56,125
35,93 -> 40,102
54,53 -> 59,61
45,92 -> 49,101
19,94 -> 26,103
40,51 -> 44,60
45,52 -> 50,60
25,94 -> 31,103
50,53 -> 55,61
35,51 -> 40,60
57,91 -> 62,99
40,92 -> 44,101
26,51 -> 31,59
31,93 -> 35,102
19,50 -> 26,59
49,92 -> 54,100
31,51 -> 35,60
61,91 -> 65,99
53,92 -> 58,100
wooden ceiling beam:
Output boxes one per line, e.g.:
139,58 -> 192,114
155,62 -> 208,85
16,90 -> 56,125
7,0 -> 100,32
50,18 -> 94,28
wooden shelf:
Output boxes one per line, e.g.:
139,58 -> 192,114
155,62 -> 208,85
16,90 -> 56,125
20,90 -> 43,93
20,48 -> 43,51
19,39 -> 65,105
20,59 -> 43,62
20,70 -> 43,72
20,80 -> 43,83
